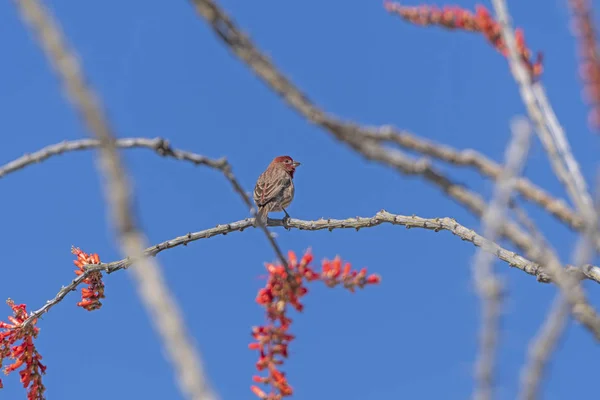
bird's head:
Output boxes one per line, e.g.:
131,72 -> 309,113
271,155 -> 301,177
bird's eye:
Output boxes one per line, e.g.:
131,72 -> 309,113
286,159 -> 291,164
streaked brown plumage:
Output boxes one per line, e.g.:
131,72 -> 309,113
253,155 -> 301,226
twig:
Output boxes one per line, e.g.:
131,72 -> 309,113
13,1 -> 216,399
472,117 -> 533,400
19,211 -> 600,338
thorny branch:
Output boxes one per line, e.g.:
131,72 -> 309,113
20,211 -> 600,336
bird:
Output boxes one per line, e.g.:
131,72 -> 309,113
253,155 -> 301,227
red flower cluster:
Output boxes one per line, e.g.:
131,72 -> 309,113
72,246 -> 105,311
250,251 -> 381,399
0,299 -> 46,400
384,2 -> 543,79
568,0 -> 600,130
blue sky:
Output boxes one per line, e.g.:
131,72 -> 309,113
1,0 -> 599,399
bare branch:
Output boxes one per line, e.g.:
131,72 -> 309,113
0,137 -> 229,179
20,211 -> 600,341
472,117 -> 533,400
12,1 -> 216,399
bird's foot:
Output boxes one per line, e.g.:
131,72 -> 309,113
282,212 -> 292,231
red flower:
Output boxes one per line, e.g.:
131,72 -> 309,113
568,0 -> 600,131
384,2 -> 543,79
0,299 -> 46,400
249,250 -> 380,399
72,246 -> 105,311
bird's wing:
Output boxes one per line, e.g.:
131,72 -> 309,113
253,168 -> 291,207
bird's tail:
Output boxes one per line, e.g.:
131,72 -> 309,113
255,206 -> 269,227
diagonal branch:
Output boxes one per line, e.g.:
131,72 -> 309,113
12,1 -> 216,399
364,126 -> 583,231
21,211 -> 600,339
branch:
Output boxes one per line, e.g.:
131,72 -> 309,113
21,211 -> 600,338
0,137 -> 228,179
13,1 -> 216,399
364,125 -> 583,231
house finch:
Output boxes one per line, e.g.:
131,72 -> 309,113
253,155 -> 301,226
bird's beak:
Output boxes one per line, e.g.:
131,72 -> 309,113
292,161 -> 301,167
